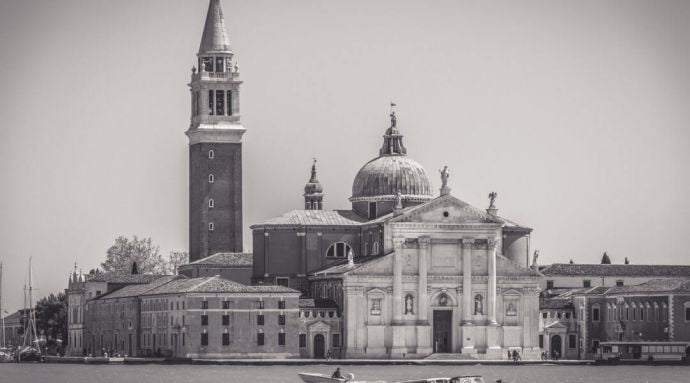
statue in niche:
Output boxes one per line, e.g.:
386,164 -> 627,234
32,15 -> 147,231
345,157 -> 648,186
404,294 -> 414,314
506,302 -> 517,316
474,294 -> 484,315
438,293 -> 448,307
370,299 -> 381,316
439,166 -> 450,188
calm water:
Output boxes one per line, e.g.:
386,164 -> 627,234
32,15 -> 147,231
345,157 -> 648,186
1,364 -> 688,383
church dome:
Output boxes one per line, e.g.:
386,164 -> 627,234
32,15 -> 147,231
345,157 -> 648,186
304,160 -> 324,195
350,108 -> 433,203
351,156 -> 432,200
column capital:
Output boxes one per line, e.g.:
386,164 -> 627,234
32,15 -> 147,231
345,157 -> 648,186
487,237 -> 498,249
296,232 -> 306,237
461,238 -> 475,247
264,232 -> 270,237
418,236 -> 431,247
393,237 -> 406,248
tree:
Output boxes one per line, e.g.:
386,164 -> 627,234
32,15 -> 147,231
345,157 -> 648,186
35,293 -> 67,345
101,235 -> 167,274
601,252 -> 611,264
168,251 -> 189,275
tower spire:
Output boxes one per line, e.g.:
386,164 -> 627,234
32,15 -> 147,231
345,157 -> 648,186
199,0 -> 232,54
379,102 -> 407,156
304,158 -> 324,210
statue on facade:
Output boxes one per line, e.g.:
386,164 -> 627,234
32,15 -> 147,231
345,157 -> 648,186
439,166 -> 450,188
394,191 -> 403,210
506,302 -> 517,316
474,294 -> 483,315
532,250 -> 539,269
404,294 -> 414,314
488,191 -> 498,209
234,61 -> 239,73
438,293 -> 448,307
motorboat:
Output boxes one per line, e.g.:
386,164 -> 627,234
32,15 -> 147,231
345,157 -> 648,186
297,372 -> 384,383
17,346 -> 43,362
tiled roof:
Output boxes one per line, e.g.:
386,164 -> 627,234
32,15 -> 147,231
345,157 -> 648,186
541,263 -> 690,278
198,0 -> 232,54
255,210 -> 368,226
606,279 -> 690,295
540,298 -> 573,310
186,252 -> 253,266
96,276 -> 181,300
299,299 -> 339,309
143,276 -> 299,296
86,271 -> 168,284
310,254 -> 388,276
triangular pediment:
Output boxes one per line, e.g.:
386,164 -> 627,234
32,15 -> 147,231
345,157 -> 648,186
390,195 -> 503,225
502,288 -> 523,296
308,321 -> 331,332
545,321 -> 568,329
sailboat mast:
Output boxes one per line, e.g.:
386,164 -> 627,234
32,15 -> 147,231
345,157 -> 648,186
0,261 -> 4,349
28,257 -> 39,355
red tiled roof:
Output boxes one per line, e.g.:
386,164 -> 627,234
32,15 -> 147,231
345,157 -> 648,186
541,263 -> 690,278
186,252 -> 252,266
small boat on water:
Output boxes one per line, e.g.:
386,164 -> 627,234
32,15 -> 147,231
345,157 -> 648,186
298,373 -> 485,383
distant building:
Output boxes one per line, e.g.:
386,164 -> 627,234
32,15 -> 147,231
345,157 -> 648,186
2,309 -> 27,349
540,263 -> 690,294
83,276 -> 178,356
563,279 -> 690,359
66,269 -> 167,356
178,252 -> 252,284
298,298 -> 342,358
539,298 -> 578,359
139,276 -> 300,358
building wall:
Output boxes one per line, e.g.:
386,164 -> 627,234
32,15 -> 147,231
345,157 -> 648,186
539,308 -> 578,359
671,295 -> 690,341
298,307 -> 343,358
189,142 -> 243,262
140,293 -> 300,358
542,276 -> 685,290
84,296 -> 140,356
251,226 -> 362,286
502,231 -> 529,268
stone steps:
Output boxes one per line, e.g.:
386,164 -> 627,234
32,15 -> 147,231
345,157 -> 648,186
424,353 -> 478,360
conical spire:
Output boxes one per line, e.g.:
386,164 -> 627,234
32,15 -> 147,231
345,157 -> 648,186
304,158 -> 324,210
199,0 -> 232,54
379,104 -> 407,156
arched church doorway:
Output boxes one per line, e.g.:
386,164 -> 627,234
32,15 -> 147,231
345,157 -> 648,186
551,335 -> 562,358
313,334 -> 325,359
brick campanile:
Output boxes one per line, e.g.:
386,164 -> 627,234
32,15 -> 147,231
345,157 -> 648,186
187,0 -> 244,262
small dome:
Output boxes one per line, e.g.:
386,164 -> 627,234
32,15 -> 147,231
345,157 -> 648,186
351,156 -> 432,200
304,160 -> 323,196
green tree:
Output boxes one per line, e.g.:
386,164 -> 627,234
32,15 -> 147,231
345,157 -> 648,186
601,252 -> 611,264
35,293 -> 67,345
101,235 -> 167,274
168,251 -> 189,275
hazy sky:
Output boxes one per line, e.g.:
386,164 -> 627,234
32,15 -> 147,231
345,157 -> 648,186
1,0 -> 689,312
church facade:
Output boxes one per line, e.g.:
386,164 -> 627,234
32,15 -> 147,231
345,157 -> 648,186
252,109 -> 544,358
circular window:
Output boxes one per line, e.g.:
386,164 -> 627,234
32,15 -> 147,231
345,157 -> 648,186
326,242 -> 353,258
442,211 -> 449,218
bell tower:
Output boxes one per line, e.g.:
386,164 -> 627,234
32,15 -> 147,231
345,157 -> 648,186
187,0 -> 244,262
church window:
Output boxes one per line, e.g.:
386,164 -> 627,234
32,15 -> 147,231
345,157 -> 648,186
201,315 -> 208,326
227,90 -> 233,115
216,90 -> 225,115
583,280 -> 591,288
592,306 -> 600,322
632,304 -> 637,321
332,333 -> 341,348
372,242 -> 379,255
208,174 -> 214,183
616,280 -> 624,287
208,90 -> 214,115
208,149 -> 214,159
368,202 -> 377,218
640,305 -> 645,321
684,303 -> 690,322
276,277 -> 289,287
278,332 -> 286,346
215,57 -> 224,72
568,334 -> 577,348
257,333 -> 264,346
222,333 -> 230,346
208,222 -> 214,231
655,303 -> 659,321
364,242 -> 369,256
208,199 -> 214,208
257,314 -> 264,326
326,242 -> 352,258
625,305 -> 629,321
546,280 -> 554,289
442,211 -> 449,218
201,333 -> 208,346
662,303 -> 668,321
299,334 -> 306,348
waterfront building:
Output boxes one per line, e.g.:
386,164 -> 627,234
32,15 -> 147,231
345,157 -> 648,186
564,279 -> 690,359
2,309 -> 26,349
539,298 -> 578,359
178,252 -> 252,284
540,263 -> 690,293
83,276 -> 178,356
139,276 -> 300,358
187,0 -> 245,262
298,298 -> 343,358
252,109 -> 543,359
66,268 -> 166,356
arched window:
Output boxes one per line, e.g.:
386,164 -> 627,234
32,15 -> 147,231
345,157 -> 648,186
208,174 -> 214,183
208,222 -> 214,231
371,242 -> 379,255
640,303 -> 645,321
662,303 -> 668,321
326,242 -> 353,258
632,303 -> 637,321
625,304 -> 629,321
208,149 -> 215,159
208,199 -> 214,208
654,303 -> 659,321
